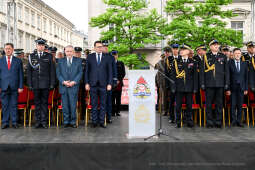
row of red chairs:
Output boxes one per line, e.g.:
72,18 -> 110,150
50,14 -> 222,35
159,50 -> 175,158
175,89 -> 255,127
0,86 -> 104,127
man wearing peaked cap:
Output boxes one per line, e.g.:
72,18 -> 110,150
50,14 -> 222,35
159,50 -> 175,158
74,46 -> 87,119
209,39 -> 219,46
200,39 -> 230,128
101,40 -> 118,122
243,41 -> 255,63
172,43 -> 198,128
221,45 -> 231,61
111,50 -> 126,117
15,49 -> 28,86
27,38 -> 56,129
193,45 -> 207,106
49,47 -> 58,63
165,44 -> 180,122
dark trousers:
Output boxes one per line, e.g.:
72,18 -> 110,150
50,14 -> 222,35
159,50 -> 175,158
176,92 -> 193,125
90,86 -> 106,124
1,87 -> 18,126
106,90 -> 112,120
168,91 -> 176,120
33,89 -> 49,125
231,85 -> 244,124
62,88 -> 79,125
206,87 -> 224,126
112,89 -> 122,115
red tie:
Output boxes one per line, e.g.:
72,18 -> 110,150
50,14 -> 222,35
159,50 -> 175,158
8,57 -> 11,70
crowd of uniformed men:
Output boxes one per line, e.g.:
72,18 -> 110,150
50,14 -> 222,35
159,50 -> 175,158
0,39 -> 125,129
156,39 -> 255,128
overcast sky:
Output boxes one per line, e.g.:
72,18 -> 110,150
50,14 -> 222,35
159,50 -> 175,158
42,0 -> 88,33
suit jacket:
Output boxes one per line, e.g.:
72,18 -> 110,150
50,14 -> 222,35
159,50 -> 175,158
85,53 -> 113,87
56,57 -> 83,94
229,59 -> 248,91
0,56 -> 23,91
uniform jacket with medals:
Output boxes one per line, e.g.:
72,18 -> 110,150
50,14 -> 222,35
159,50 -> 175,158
165,55 -> 180,90
171,57 -> 198,93
27,51 -> 56,89
200,51 -> 229,89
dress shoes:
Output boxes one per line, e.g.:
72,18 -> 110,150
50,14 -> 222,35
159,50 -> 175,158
1,124 -> 9,129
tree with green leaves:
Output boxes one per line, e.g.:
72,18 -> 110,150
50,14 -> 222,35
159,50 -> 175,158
89,0 -> 166,69
164,0 -> 243,48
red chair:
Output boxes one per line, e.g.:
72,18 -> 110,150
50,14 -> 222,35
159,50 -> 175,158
56,95 -> 80,127
225,93 -> 249,127
29,89 -> 55,127
200,89 -> 226,127
248,89 -> 255,127
17,86 -> 29,127
180,94 -> 202,127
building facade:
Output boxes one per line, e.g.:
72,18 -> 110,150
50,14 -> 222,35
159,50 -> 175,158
0,0 -> 87,53
88,0 -> 254,66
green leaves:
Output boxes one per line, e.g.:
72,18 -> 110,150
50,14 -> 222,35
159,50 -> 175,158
164,0 -> 242,48
90,0 -> 165,69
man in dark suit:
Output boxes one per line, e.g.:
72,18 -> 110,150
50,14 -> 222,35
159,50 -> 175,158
111,50 -> 125,117
85,41 -> 113,128
27,38 -> 56,128
226,48 -> 248,127
0,43 -> 24,129
102,40 -> 117,123
56,45 -> 83,128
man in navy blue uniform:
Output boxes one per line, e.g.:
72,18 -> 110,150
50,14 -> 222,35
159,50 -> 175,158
226,48 -> 248,127
0,43 -> 24,129
102,40 -> 117,123
85,41 -> 113,128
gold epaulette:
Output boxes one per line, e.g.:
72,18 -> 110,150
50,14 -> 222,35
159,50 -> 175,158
204,54 -> 215,77
166,58 -> 171,70
252,57 -> 255,70
174,59 -> 185,83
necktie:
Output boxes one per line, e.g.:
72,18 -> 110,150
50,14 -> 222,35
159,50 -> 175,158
97,53 -> 101,65
237,61 -> 240,72
8,57 -> 11,70
67,58 -> 71,67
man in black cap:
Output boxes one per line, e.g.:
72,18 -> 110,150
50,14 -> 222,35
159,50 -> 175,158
172,44 -> 198,128
48,47 -> 58,63
243,41 -> 255,63
200,39 -> 229,128
221,45 -> 231,61
111,50 -> 125,117
193,45 -> 207,105
27,38 -> 56,128
102,40 -> 117,122
74,46 -> 87,119
165,44 -> 180,123
14,49 -> 28,86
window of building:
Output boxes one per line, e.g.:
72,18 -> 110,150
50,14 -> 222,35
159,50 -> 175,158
49,20 -> 52,34
231,21 -> 244,40
26,33 -> 30,52
25,7 -> 29,24
31,11 -> 35,27
17,4 -> 23,21
37,15 -> 41,30
18,31 -> 23,49
43,18 -> 47,32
